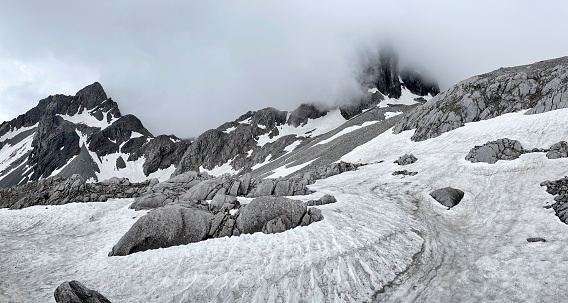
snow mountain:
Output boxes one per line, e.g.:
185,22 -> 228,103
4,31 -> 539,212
2,55 -> 568,303
0,82 -> 189,187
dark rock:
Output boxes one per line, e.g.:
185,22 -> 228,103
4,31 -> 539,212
539,176 -> 568,224
394,154 -> 418,166
526,237 -> 546,243
108,206 -> 213,256
54,280 -> 111,303
300,207 -> 324,226
400,67 -> 440,97
236,196 -> 306,234
466,138 -> 524,164
430,187 -> 465,208
0,174 -> 148,209
116,156 -> 126,169
392,170 -> 418,176
306,194 -> 337,206
287,104 -> 327,127
546,141 -> 568,159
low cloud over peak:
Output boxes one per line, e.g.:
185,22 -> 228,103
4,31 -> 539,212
1,1 -> 567,137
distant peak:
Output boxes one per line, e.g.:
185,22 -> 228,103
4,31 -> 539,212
75,82 -> 108,109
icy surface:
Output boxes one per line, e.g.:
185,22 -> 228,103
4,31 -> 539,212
265,159 -> 317,179
2,109 -> 568,302
0,123 -> 37,142
0,133 -> 34,173
58,110 -> 115,129
384,111 -> 403,119
378,87 -> 429,108
256,109 -> 346,146
316,121 -> 379,146
199,162 -> 239,177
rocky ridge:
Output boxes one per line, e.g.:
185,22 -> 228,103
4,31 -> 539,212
394,56 -> 568,141
0,174 -> 150,209
0,82 -> 190,188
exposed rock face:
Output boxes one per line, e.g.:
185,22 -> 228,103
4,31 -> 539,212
88,115 -> 152,158
133,135 -> 190,176
0,174 -> 149,209
339,90 -> 385,120
306,194 -> 337,206
372,48 -> 402,99
395,154 -> 418,166
173,107 -> 292,175
236,196 -> 307,234
287,104 -> 328,127
430,187 -> 465,208
0,82 -> 187,188
392,170 -> 418,177
546,141 -> 568,159
394,56 -> 568,141
108,205 -> 213,256
400,68 -> 440,97
540,177 -> 568,224
466,138 -> 524,164
248,162 -> 360,197
54,280 -> 111,303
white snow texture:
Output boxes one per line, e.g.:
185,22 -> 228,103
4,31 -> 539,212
1,109 -> 568,302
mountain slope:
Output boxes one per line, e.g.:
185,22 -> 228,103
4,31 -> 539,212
393,56 -> 568,141
0,83 -> 189,187
2,98 -> 568,303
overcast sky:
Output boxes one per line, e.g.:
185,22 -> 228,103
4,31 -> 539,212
0,1 -> 567,138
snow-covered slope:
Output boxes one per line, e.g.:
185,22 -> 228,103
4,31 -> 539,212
3,107 -> 568,302
0,82 -> 188,187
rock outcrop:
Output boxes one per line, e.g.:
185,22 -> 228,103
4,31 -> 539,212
306,194 -> 337,206
466,138 -> 524,164
54,280 -> 111,303
0,174 -> 149,209
540,177 -> 568,224
236,196 -> 307,234
109,205 -> 214,256
394,154 -> 418,166
111,195 -> 323,256
394,56 -> 568,141
546,141 -> 568,159
430,187 -> 464,208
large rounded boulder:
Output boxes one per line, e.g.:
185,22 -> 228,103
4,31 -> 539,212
430,187 -> 465,208
109,205 -> 213,256
236,196 -> 307,234
54,280 -> 111,303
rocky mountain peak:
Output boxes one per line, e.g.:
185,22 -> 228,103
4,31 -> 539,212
74,82 -> 108,109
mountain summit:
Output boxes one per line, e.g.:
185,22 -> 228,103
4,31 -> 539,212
0,82 -> 188,187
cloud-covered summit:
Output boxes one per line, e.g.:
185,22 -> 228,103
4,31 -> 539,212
1,1 -> 567,137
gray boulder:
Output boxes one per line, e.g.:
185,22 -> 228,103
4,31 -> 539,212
395,154 -> 418,166
262,215 -> 293,234
466,138 -> 524,164
236,196 -> 307,234
547,141 -> 568,159
180,178 -> 224,201
54,280 -> 111,303
306,194 -> 337,206
430,187 -> 465,208
300,208 -> 324,226
130,193 -> 173,210
210,193 -> 238,211
108,206 -> 213,256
